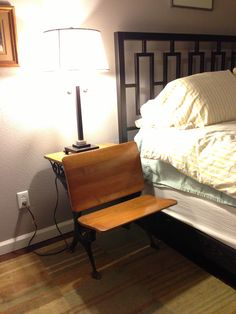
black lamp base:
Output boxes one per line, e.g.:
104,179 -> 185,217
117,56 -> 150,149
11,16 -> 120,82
64,86 -> 100,155
64,144 -> 99,155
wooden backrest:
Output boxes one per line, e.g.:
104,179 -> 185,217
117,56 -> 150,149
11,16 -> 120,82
62,142 -> 144,212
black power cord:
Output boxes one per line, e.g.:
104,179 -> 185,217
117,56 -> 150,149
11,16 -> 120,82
27,177 -> 70,256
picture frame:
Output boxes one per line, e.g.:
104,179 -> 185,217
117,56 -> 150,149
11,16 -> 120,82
0,6 -> 18,67
171,0 -> 213,10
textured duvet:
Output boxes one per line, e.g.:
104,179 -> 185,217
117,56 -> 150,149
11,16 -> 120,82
135,121 -> 236,199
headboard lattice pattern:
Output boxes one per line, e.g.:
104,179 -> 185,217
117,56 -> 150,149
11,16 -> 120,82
114,32 -> 236,142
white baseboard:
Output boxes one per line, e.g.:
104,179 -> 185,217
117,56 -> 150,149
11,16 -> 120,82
0,219 -> 74,256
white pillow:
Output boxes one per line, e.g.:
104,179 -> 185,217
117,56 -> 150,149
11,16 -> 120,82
140,70 -> 236,129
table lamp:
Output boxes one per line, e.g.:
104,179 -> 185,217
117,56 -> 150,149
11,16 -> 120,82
43,27 -> 108,154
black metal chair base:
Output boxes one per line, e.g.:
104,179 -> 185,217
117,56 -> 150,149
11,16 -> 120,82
71,212 -> 100,279
149,234 -> 160,250
69,239 -> 79,253
71,213 -> 161,279
91,270 -> 102,280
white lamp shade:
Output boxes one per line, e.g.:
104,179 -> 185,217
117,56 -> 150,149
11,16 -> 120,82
44,28 -> 109,72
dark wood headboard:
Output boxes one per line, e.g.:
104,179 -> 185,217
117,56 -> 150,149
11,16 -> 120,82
114,32 -> 236,143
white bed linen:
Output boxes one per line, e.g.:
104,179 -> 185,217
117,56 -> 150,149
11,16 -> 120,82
135,121 -> 236,199
145,184 -> 236,249
139,70 -> 236,129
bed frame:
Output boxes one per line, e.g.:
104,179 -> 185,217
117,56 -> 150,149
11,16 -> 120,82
114,31 -> 236,280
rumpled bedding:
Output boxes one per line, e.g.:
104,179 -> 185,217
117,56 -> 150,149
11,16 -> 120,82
135,120 -> 236,199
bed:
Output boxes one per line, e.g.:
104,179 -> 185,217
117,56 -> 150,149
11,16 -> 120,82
114,32 -> 236,279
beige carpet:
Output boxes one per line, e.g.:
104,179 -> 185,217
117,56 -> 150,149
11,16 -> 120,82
0,226 -> 235,314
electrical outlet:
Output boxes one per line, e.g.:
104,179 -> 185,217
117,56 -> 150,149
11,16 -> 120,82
17,190 -> 30,209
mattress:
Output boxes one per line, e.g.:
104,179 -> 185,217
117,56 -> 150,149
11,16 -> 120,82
147,184 -> 236,250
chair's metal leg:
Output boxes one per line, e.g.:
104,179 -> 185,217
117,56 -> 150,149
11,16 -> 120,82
79,227 -> 101,279
70,212 -> 81,252
70,212 -> 101,279
146,231 -> 160,250
135,216 -> 160,250
82,237 -> 101,279
70,237 -> 79,252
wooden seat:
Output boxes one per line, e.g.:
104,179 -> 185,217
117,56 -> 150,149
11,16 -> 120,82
79,195 -> 176,232
62,142 -> 176,279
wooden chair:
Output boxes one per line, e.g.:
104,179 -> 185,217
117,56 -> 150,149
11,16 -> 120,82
62,142 -> 177,279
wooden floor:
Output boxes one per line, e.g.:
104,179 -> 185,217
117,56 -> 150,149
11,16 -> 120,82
0,226 -> 236,313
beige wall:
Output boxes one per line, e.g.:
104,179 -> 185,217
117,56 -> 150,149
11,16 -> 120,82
1,0 -> 236,247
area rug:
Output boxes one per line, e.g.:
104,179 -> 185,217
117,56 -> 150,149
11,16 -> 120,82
0,226 -> 235,313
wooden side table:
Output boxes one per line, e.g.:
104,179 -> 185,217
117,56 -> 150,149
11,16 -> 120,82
44,151 -> 68,189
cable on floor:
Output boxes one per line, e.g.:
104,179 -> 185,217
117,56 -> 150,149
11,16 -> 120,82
27,177 -> 70,256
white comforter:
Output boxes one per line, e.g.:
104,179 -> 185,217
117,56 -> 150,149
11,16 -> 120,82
135,121 -> 236,199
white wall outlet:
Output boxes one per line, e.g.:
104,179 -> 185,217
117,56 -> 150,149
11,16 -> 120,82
17,190 -> 30,209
